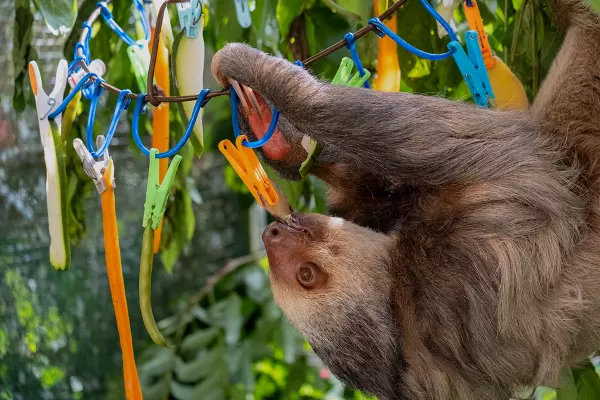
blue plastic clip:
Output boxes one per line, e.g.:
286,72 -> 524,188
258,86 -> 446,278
230,86 -> 280,149
234,0 -> 252,28
132,89 -> 210,158
448,30 -> 495,107
86,85 -> 133,158
368,0 -> 459,61
344,33 -> 370,89
177,0 -> 202,38
132,0 -> 151,41
98,2 -> 140,48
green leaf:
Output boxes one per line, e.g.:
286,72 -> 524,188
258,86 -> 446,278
586,0 -> 600,13
179,327 -> 221,357
32,0 -> 78,34
208,295 -> 244,345
138,347 -> 175,378
555,367 -> 578,400
141,378 -> 170,400
276,0 -> 306,38
321,0 -> 369,24
170,375 -> 225,400
573,362 -> 600,400
174,349 -> 225,382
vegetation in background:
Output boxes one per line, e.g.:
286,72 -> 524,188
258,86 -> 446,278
2,0 -> 599,399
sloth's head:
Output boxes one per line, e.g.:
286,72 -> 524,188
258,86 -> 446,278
262,213 -> 404,398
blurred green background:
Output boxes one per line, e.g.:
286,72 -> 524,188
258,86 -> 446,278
2,0 -> 600,399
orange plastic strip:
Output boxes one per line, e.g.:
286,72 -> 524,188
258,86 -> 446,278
100,160 -> 143,400
463,0 -> 495,69
150,27 -> 170,253
219,135 -> 278,207
374,0 -> 401,92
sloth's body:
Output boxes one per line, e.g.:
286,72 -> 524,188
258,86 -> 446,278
212,1 -> 600,399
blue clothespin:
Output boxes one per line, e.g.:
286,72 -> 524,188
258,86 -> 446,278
234,0 -> 252,28
177,0 -> 202,38
448,30 -> 495,107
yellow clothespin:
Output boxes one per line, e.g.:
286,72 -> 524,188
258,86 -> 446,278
218,135 -> 279,207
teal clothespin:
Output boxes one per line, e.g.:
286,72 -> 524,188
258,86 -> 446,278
142,149 -> 183,230
448,30 -> 495,107
234,0 -> 252,28
177,0 -> 202,38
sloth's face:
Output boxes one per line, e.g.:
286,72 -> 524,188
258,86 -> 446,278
262,213 -> 394,339
262,213 -> 401,397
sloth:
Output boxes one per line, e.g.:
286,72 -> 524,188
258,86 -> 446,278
211,0 -> 600,399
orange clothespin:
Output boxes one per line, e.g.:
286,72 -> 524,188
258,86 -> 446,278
218,135 -> 279,208
463,0 -> 494,69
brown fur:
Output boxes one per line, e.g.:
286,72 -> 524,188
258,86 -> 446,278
212,1 -> 600,399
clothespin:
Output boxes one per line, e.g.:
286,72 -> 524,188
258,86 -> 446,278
29,60 -> 71,270
218,135 -> 278,207
143,149 -> 183,230
332,57 -> 371,87
29,60 -> 68,133
73,135 -> 111,194
127,40 -> 151,92
176,0 -> 202,38
234,0 -> 252,28
463,0 -> 494,69
68,59 -> 106,89
448,31 -> 495,107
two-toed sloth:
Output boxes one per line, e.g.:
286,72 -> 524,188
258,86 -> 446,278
211,1 -> 600,398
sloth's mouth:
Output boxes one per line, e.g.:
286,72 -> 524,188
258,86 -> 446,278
274,214 -> 312,237
228,80 -> 292,161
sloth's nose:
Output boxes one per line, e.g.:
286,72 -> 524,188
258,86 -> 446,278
263,222 -> 285,244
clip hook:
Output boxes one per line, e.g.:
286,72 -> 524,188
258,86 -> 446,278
74,135 -> 111,194
218,135 -> 278,208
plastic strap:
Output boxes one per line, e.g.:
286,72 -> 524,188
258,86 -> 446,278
87,87 -> 133,158
48,72 -> 99,120
344,33 -> 370,88
98,2 -> 140,48
132,90 -> 210,158
230,86 -> 280,149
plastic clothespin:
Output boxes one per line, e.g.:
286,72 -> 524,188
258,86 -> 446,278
68,59 -> 106,89
218,135 -> 278,208
463,0 -> 494,69
448,31 -> 495,107
177,0 -> 202,38
127,40 -> 151,92
234,0 -> 252,28
29,59 -> 71,271
143,149 -> 183,230
29,60 -> 68,134
73,135 -> 111,194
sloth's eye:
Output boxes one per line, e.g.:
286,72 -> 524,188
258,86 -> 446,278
296,263 -> 325,290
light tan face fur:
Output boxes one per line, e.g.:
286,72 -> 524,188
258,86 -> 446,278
262,213 -> 394,342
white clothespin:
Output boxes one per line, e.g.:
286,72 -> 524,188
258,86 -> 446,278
29,60 -> 68,140
177,0 -> 202,38
68,59 -> 106,89
73,135 -> 112,194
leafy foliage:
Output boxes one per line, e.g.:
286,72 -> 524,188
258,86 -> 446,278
5,0 -> 600,399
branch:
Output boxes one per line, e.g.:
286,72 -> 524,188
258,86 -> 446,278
188,251 -> 266,305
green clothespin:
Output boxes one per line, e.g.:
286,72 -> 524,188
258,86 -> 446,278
142,149 -> 183,230
331,57 -> 371,87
